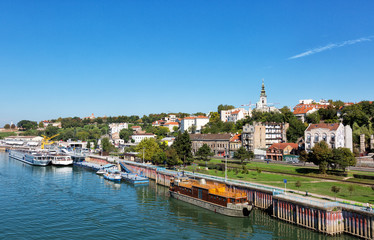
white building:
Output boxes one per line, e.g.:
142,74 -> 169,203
109,123 -> 128,135
131,133 -> 156,144
305,123 -> 353,152
163,122 -> 180,132
221,108 -> 251,123
180,116 -> 209,133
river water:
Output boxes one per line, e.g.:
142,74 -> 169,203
0,153 -> 356,240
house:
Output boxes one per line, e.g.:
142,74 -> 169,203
293,100 -> 329,122
161,137 -> 176,146
220,108 -> 250,123
131,126 -> 142,133
229,134 -> 242,157
109,123 -> 128,135
152,120 -> 166,127
42,121 -> 62,128
180,116 -> 209,133
190,134 -> 232,157
266,143 -> 299,161
83,113 -> 95,120
163,122 -> 180,132
304,123 -> 352,152
242,122 -> 288,151
131,133 -> 156,144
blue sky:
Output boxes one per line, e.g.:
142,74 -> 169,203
1,1 -> 373,126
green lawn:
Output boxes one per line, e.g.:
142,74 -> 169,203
0,132 -> 16,139
204,158 -> 374,185
186,164 -> 374,204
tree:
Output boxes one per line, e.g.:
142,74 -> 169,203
299,150 -> 308,165
166,148 -> 183,166
87,141 -> 91,149
153,151 -> 167,165
38,121 -> 44,128
135,138 -> 161,162
188,125 -> 197,134
4,124 -> 10,129
17,120 -> 37,131
331,186 -> 341,200
209,112 -> 220,123
196,144 -> 214,161
173,132 -> 193,165
10,124 -> 16,129
119,128 -> 133,142
45,125 -> 59,137
101,137 -> 114,152
287,118 -> 307,143
331,147 -> 356,172
217,104 -> 235,114
76,131 -> 89,141
305,111 -> 320,124
348,185 -> 355,196
295,181 -> 302,193
234,147 -> 254,165
307,141 -> 332,174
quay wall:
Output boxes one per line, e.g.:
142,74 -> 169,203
122,160 -> 374,239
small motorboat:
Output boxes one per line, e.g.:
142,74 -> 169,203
96,169 -> 106,175
103,170 -> 122,183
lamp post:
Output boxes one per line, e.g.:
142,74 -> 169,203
143,147 -> 145,164
225,148 -> 227,183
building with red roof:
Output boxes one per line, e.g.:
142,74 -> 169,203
266,143 -> 299,161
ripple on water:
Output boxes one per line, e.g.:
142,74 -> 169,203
0,154 -> 358,240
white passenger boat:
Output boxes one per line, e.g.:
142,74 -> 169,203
51,155 -> 73,166
9,149 -> 52,166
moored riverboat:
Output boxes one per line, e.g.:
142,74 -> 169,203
9,149 -> 52,166
170,177 -> 252,217
51,154 -> 73,166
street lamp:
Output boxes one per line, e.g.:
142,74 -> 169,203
143,147 -> 145,164
225,148 -> 227,182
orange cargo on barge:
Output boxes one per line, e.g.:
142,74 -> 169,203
169,177 -> 252,217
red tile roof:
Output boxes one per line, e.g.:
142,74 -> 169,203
183,115 -> 208,120
306,123 -> 340,131
131,126 -> 141,129
164,122 -> 179,125
230,134 -> 241,142
231,110 -> 240,114
268,143 -> 298,150
293,104 -> 328,115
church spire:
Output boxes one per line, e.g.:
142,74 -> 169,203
261,79 -> 266,97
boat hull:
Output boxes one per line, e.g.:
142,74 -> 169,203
103,174 -> 122,183
51,160 -> 73,166
170,191 -> 252,217
9,150 -> 51,166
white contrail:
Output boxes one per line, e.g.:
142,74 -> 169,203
288,36 -> 374,60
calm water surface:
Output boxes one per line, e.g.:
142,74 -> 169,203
0,153 -> 356,240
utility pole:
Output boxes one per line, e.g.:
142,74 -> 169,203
225,148 -> 227,183
143,147 -> 145,164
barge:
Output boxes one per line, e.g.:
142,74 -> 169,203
170,177 -> 252,217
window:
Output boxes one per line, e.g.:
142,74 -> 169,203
322,133 -> 327,142
314,134 -> 319,142
306,134 -> 311,142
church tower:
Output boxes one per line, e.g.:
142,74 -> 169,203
256,79 -> 267,110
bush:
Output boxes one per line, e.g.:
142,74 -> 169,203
353,174 -> 374,180
256,167 -> 262,174
326,170 -> 348,177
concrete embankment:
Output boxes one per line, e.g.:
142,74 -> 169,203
81,155 -> 374,239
